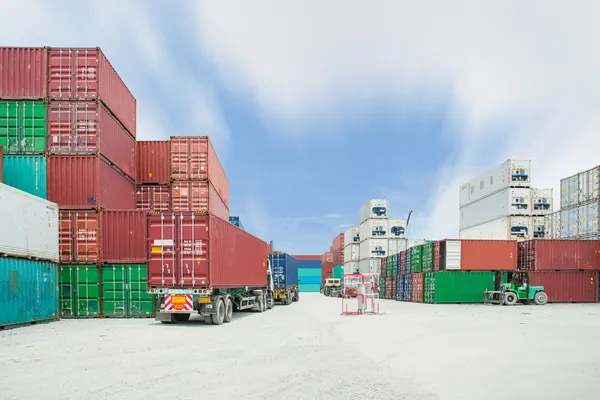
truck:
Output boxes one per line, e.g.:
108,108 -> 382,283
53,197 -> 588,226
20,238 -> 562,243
268,252 -> 299,305
147,212 -> 274,325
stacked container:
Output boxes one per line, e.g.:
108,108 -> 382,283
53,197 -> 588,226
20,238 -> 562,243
321,252 -> 335,282
358,199 -> 389,274
136,140 -> 171,212
343,226 -> 360,275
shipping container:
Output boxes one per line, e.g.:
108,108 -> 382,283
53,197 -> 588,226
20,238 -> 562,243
344,243 -> 360,262
299,283 -> 321,292
357,258 -> 381,274
0,183 -> 58,262
170,136 -> 229,206
343,261 -> 359,275
410,245 -> 424,273
344,226 -> 360,244
332,233 -> 345,251
436,239 -> 517,271
422,241 -> 434,272
58,264 -> 101,317
406,250 -> 412,274
531,216 -> 546,239
529,271 -> 598,303
47,155 -> 136,209
380,257 -> 387,277
297,259 -> 322,269
229,216 -> 244,230
1,155 -> 47,198
388,238 -> 407,255
59,210 -> 147,264
321,252 -> 333,263
359,198 -> 389,223
433,241 -> 441,272
459,159 -> 531,207
0,47 -> 48,99
518,240 -> 600,271
47,100 -> 135,179
359,238 -> 388,259
292,255 -> 321,261
298,267 -> 322,278
388,219 -> 407,238
460,187 -> 532,230
136,184 -> 170,212
268,253 -> 300,289
531,188 -> 553,216
459,215 -> 532,240
171,180 -> 229,221
0,145 -> 3,182
332,264 -> 344,279
321,261 -> 335,280
47,47 -> 136,136
0,100 -> 46,154
423,271 -> 495,304
560,166 -> 600,209
360,218 -> 389,240
544,211 -> 562,239
0,258 -> 58,329
332,248 -> 344,265
558,202 -> 600,239
147,213 -> 269,289
399,251 -> 407,274
400,274 -> 412,301
102,264 -> 155,317
411,273 -> 423,303
136,140 -> 170,184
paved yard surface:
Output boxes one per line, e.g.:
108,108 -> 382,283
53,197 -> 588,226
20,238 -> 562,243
1,294 -> 600,400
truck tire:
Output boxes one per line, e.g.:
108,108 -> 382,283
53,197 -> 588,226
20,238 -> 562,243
293,292 -> 299,302
534,291 -> 548,305
224,297 -> 233,323
203,315 -> 212,324
211,298 -> 225,325
173,313 -> 191,322
504,292 -> 518,305
267,295 -> 274,309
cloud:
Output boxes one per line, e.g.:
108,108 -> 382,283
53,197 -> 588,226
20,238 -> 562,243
192,1 -> 600,238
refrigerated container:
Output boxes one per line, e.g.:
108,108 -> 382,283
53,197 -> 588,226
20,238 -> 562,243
58,264 -> 101,317
343,261 -> 359,275
460,187 -> 532,230
136,184 -> 170,212
268,253 -> 300,303
529,271 -> 598,303
360,218 -> 389,240
531,188 -> 553,216
357,258 -> 381,274
459,159 -> 531,207
435,239 -> 517,271
518,240 -> 600,271
0,258 -> 58,329
359,199 -> 389,222
0,183 -> 58,262
423,271 -> 495,304
0,100 -> 46,154
388,219 -> 407,238
560,166 -> 600,208
47,100 -> 135,179
1,155 -> 47,198
560,202 -> 600,239
343,243 -> 359,262
359,238 -> 388,259
136,140 -> 170,184
459,216 -> 532,240
47,47 -> 136,136
102,263 -> 155,317
544,211 -> 562,239
344,226 -> 360,244
0,47 -> 48,99
388,238 -> 407,255
531,216 -> 546,239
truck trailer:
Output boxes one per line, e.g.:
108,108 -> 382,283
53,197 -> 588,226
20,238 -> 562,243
147,212 -> 274,324
268,252 -> 299,305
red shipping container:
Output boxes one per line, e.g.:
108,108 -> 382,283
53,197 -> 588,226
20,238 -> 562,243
136,184 -> 170,212
332,248 -> 344,265
293,255 -> 321,261
47,155 -> 135,209
332,233 -> 345,252
48,47 -> 136,136
59,209 -> 146,263
400,250 -> 407,274
147,213 -> 269,289
321,252 -> 333,263
518,239 -> 600,271
171,180 -> 229,221
380,258 -> 386,277
136,140 -> 170,184
47,100 -> 135,179
0,47 -> 47,99
458,239 -> 517,271
170,136 -> 229,207
411,273 -> 424,303
321,261 -> 334,280
530,271 -> 598,303
433,241 -> 441,271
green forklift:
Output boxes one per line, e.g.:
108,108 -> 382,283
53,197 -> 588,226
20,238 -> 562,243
484,271 -> 548,305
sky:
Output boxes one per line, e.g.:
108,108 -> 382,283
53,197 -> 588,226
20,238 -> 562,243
2,1 -> 599,254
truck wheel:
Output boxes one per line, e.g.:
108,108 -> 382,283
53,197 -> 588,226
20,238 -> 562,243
211,299 -> 225,325
286,296 -> 293,305
293,292 -> 299,302
267,296 -> 274,309
534,291 -> 548,305
224,298 -> 233,323
504,292 -> 518,305
203,315 -> 212,324
173,313 -> 190,322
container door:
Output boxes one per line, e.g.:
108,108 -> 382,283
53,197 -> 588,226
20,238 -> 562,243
128,264 -> 154,316
102,264 -> 127,317
445,240 -> 462,270
178,214 -> 209,287
148,214 -> 177,287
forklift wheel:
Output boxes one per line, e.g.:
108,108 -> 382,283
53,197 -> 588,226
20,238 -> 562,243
534,291 -> 548,305
504,292 -> 518,305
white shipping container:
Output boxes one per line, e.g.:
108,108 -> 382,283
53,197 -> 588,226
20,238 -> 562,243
360,198 -> 389,222
343,243 -> 360,262
0,183 -> 59,262
343,261 -> 360,275
560,166 -> 600,209
531,188 -> 553,216
388,219 -> 407,238
408,238 -> 427,248
388,238 -> 408,255
532,216 -> 546,238
344,226 -> 360,244
578,202 -> 599,236
359,238 -> 388,259
357,258 -> 381,275
544,211 -> 562,239
459,216 -> 532,240
360,218 -> 389,240
441,240 -> 462,270
560,208 -> 579,239
560,174 -> 579,209
459,187 -> 531,230
459,159 -> 531,207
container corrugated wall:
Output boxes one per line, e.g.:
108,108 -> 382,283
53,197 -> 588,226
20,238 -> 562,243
530,271 -> 598,303
0,100 -> 47,154
136,184 -> 170,212
59,264 -> 101,317
171,180 -> 229,221
0,258 -> 58,329
102,264 -> 155,317
1,155 -> 47,198
136,141 -> 170,184
518,239 -> 600,271
0,47 -> 48,99
424,271 -> 495,304
459,240 -> 517,271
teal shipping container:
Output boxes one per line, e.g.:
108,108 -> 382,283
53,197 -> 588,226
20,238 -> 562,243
0,257 -> 59,329
332,265 -> 343,279
298,267 -> 322,291
2,155 -> 47,198
299,283 -> 321,292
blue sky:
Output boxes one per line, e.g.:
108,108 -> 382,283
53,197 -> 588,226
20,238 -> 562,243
2,1 -> 599,254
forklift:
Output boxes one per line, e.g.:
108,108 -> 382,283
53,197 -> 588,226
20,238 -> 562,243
484,270 -> 548,305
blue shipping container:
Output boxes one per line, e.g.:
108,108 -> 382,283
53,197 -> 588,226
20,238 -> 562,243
2,155 -> 47,198
296,259 -> 321,269
268,253 -> 299,289
0,257 -> 58,329
298,276 -> 321,285
229,216 -> 244,230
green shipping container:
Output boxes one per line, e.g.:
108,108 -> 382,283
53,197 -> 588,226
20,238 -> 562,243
2,155 -> 47,198
59,265 -> 101,318
299,283 -> 321,292
332,264 -> 344,279
422,242 -> 434,272
411,245 -> 423,273
102,264 -> 155,317
0,100 -> 47,154
423,271 -> 495,304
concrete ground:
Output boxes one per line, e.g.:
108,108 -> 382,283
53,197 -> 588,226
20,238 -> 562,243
1,294 -> 600,400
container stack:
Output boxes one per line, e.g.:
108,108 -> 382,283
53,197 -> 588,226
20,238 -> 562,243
321,252 -> 335,283
136,140 -> 171,212
358,199 -> 389,274
331,233 -> 344,266
343,226 -> 360,275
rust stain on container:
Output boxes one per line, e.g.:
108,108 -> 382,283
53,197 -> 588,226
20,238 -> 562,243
530,271 -> 598,303
459,239 -> 517,271
136,141 -> 170,184
518,239 -> 600,271
48,47 -> 136,137
136,184 -> 170,212
0,47 -> 48,99
171,180 -> 229,221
